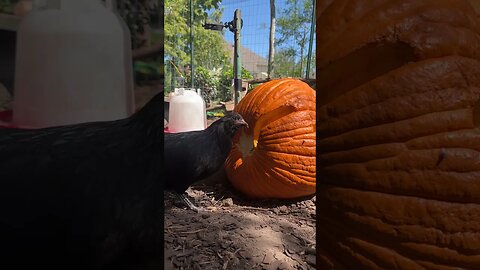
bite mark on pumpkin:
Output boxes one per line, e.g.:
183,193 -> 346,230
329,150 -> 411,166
435,149 -> 446,167
239,131 -> 255,157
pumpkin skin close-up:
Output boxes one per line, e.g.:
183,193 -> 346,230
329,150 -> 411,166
317,0 -> 480,269
224,78 -> 316,199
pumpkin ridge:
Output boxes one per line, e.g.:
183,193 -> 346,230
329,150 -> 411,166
244,79 -> 292,116
318,142 -> 408,165
262,138 -> 315,147
246,151 -> 279,198
418,20 -> 480,40
366,168 -> 480,174
262,126 -> 316,141
262,122 -> 316,139
321,170 -> 480,204
318,86 -> 480,137
320,191 -> 475,233
261,157 -> 316,178
363,148 -> 480,170
316,215 -> 452,269
261,145 -> 316,156
349,238 -> 424,270
271,169 -> 315,195
259,137 -> 292,145
258,148 -> 316,160
317,128 -> 480,163
260,158 -> 314,185
318,108 -> 474,153
319,1 -> 480,68
318,57 -> 480,119
243,79 -> 313,118
270,166 -> 314,191
252,105 -> 297,151
254,141 -> 314,189
320,187 -> 480,232
318,0 -> 425,56
319,8 -> 426,69
326,164 -> 480,174
318,106 -> 474,142
316,223 -> 383,270
406,128 -> 480,150
336,57 -> 479,110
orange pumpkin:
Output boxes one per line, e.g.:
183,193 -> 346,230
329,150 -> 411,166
224,78 -> 316,198
317,0 -> 480,269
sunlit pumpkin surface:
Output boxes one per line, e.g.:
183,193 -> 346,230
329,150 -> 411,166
225,78 -> 316,198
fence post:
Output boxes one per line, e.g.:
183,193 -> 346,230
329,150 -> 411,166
305,0 -> 316,79
233,9 -> 242,106
190,0 -> 194,88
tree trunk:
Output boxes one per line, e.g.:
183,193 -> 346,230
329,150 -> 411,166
299,31 -> 306,77
267,0 -> 276,78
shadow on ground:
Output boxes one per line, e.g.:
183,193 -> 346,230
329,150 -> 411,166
164,169 -> 316,270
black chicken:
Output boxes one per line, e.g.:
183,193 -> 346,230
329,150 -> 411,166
164,112 -> 248,212
0,93 -> 164,269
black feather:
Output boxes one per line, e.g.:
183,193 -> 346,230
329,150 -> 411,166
164,112 -> 247,197
0,94 -> 164,269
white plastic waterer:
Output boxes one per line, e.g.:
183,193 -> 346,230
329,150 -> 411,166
13,0 -> 134,128
168,88 -> 206,133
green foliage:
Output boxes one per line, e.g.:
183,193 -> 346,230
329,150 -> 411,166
134,60 -> 163,83
117,0 -> 159,49
165,0 -> 190,63
275,0 -> 315,77
217,66 -> 253,102
185,66 -> 220,101
218,66 -> 233,102
183,65 -> 252,103
241,67 -> 254,81
0,0 -> 14,14
273,48 -> 301,77
165,0 -> 230,93
192,25 -> 230,70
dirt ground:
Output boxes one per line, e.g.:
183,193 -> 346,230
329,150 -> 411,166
135,85 -> 316,269
164,170 -> 317,270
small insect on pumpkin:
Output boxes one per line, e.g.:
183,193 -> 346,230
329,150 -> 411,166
224,78 -> 316,198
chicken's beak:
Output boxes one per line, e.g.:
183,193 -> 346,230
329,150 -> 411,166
236,119 -> 249,129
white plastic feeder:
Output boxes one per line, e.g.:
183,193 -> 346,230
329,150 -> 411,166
168,88 -> 206,132
13,0 -> 134,128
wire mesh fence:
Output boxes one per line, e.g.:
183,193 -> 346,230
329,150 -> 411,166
218,0 -> 316,80
165,0 -> 316,102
